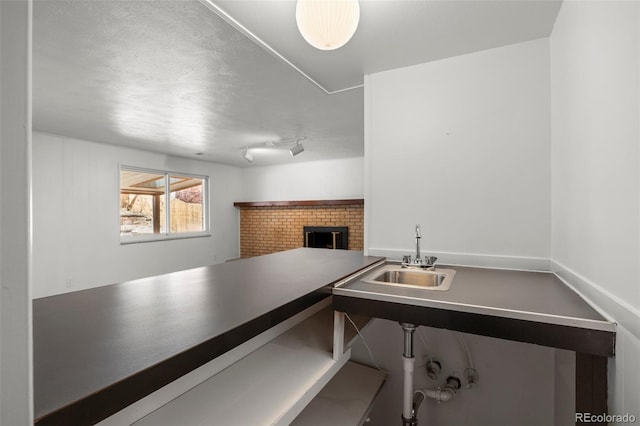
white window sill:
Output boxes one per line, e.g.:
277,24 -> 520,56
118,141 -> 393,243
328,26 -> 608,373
120,232 -> 211,245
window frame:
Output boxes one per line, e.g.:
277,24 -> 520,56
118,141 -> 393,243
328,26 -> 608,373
119,164 -> 210,244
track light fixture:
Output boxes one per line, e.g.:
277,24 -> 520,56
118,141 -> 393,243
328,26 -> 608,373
242,147 -> 253,163
241,137 -> 306,163
290,141 -> 305,157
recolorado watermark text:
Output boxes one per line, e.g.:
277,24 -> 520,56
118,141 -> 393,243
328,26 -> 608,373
576,412 -> 637,423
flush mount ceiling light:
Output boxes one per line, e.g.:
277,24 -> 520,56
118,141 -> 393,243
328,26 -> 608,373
296,0 -> 360,51
290,140 -> 305,157
242,147 -> 253,163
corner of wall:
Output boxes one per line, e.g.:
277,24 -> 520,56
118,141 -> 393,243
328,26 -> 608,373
363,74 -> 373,256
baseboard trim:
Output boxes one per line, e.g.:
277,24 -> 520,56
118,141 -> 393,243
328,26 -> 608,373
366,248 -> 551,272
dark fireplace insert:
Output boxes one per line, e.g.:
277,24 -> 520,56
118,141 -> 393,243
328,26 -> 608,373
303,226 -> 348,250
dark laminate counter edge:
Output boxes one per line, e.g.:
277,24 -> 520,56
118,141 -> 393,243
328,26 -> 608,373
333,295 -> 616,357
36,290 -> 330,425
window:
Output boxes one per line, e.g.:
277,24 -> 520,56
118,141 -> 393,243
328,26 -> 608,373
119,166 -> 209,242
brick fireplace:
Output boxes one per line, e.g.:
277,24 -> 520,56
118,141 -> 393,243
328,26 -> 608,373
234,199 -> 364,258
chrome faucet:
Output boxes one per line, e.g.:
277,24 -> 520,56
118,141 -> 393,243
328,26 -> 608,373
402,224 -> 437,269
415,224 -> 422,262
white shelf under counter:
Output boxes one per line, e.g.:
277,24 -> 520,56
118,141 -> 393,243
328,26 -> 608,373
292,361 -> 386,426
131,301 -> 384,426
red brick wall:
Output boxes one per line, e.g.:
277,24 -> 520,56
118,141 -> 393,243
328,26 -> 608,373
238,204 -> 364,258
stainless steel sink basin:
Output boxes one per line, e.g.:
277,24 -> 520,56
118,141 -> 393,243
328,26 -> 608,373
362,265 -> 455,291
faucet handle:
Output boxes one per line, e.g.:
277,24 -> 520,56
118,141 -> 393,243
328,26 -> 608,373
402,255 -> 412,264
424,256 -> 438,266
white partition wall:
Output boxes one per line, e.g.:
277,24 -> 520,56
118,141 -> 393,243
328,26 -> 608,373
364,38 -> 551,269
0,0 -> 33,424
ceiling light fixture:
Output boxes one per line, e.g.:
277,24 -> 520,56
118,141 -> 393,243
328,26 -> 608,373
242,147 -> 253,163
290,140 -> 305,157
295,0 -> 360,51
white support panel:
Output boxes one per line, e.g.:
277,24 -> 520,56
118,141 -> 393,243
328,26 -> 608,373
333,310 -> 345,360
291,361 -> 387,426
135,306 -> 350,426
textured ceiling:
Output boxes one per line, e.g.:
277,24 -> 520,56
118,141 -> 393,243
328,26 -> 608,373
33,0 -> 561,168
33,0 -> 364,167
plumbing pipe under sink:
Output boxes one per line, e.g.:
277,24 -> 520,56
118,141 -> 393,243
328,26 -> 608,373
401,323 -> 417,426
415,376 -> 462,406
398,323 -> 471,426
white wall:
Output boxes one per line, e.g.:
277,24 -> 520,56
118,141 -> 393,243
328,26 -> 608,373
365,38 -> 551,270
550,0 -> 640,418
1,0 -> 33,423
241,157 -> 364,202
32,132 -> 243,298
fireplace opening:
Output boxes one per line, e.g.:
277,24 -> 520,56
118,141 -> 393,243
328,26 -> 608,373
303,226 -> 348,250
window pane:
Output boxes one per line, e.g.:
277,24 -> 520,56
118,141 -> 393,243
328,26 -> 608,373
170,176 -> 204,233
120,170 -> 166,235
120,166 -> 208,242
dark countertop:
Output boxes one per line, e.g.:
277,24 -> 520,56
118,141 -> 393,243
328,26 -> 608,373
333,263 -> 616,356
33,248 -> 383,425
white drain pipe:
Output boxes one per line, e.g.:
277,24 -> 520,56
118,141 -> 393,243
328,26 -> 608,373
425,387 -> 455,402
414,375 -> 462,414
415,385 -> 456,404
400,323 -> 417,426
403,355 -> 415,417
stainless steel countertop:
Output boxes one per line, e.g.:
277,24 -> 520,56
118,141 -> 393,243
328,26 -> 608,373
333,262 -> 615,332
